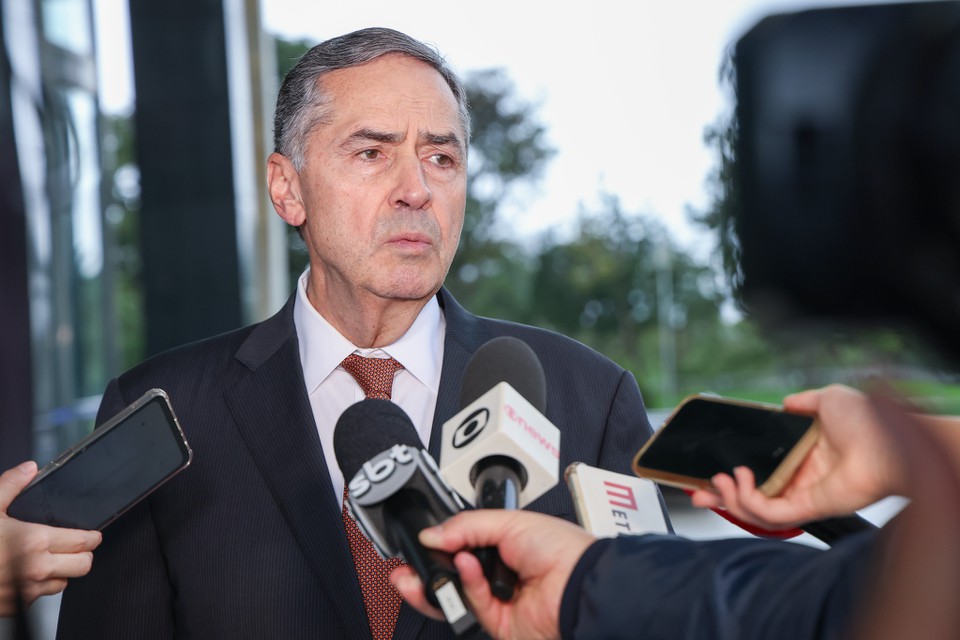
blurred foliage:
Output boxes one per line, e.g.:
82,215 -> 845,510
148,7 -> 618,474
101,113 -> 145,372
688,51 -> 743,306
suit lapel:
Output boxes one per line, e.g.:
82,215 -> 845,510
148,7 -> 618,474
224,298 -> 371,639
427,288 -> 490,458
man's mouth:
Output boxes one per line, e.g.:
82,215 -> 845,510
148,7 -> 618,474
386,232 -> 434,249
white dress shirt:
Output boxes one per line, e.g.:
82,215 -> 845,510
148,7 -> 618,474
292,268 -> 445,503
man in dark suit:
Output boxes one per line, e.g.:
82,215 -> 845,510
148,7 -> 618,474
56,27 -> 662,639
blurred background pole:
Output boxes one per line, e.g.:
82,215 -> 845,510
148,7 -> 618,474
655,239 -> 677,403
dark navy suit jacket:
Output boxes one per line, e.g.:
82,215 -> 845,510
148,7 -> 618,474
560,529 -> 878,640
56,288 -> 660,639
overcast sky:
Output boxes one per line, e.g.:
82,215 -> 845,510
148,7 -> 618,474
95,0 -> 903,256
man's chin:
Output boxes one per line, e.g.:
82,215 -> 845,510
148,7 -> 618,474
373,263 -> 447,299
374,278 -> 443,303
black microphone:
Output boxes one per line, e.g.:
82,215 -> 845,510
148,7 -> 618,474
440,336 -> 561,599
333,399 -> 478,637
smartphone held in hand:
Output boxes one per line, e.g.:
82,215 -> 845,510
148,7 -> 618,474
632,394 -> 819,497
8,389 -> 192,530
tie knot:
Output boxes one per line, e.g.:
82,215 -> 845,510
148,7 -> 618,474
340,354 -> 404,400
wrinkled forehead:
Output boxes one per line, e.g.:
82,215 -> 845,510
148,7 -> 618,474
317,54 -> 467,144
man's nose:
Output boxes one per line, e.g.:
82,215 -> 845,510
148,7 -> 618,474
388,154 -> 432,210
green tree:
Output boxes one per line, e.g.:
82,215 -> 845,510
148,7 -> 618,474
101,113 -> 145,371
529,194 -> 726,406
688,52 -> 742,304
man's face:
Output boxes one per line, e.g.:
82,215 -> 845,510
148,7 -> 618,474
290,54 -> 467,306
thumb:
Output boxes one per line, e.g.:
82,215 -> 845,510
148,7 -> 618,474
0,461 -> 38,511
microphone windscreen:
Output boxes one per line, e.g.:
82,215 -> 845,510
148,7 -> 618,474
459,336 -> 547,412
334,398 -> 421,481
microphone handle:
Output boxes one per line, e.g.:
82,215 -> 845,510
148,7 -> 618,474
473,463 -> 522,600
384,493 -> 479,636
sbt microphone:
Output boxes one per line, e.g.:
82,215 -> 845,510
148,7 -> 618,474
440,336 -> 561,598
334,399 -> 477,637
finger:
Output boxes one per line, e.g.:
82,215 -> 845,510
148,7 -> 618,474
419,510 -> 534,553
45,550 -> 96,579
689,489 -> 723,509
389,566 -> 445,621
710,471 -> 782,528
453,550 -> 489,597
19,578 -> 69,605
0,461 -> 38,510
46,528 -> 102,554
707,473 -> 740,508
730,467 -> 808,529
18,549 -> 95,588
731,466 -> 782,518
453,550 -> 502,631
710,468 -> 780,528
782,389 -> 822,413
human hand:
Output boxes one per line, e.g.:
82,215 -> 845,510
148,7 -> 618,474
689,384 -> 906,529
390,510 -> 596,640
0,461 -> 102,615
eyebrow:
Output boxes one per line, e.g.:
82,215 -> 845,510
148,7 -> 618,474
347,128 -> 403,145
345,128 -> 465,155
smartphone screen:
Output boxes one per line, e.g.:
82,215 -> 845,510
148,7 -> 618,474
633,395 -> 817,494
8,389 -> 192,530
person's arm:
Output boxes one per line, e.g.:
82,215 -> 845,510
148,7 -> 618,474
689,384 -> 917,529
0,461 -> 101,616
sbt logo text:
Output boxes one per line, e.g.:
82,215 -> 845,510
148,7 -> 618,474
348,445 -> 418,502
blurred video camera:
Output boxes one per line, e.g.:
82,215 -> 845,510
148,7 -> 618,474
734,1 -> 960,360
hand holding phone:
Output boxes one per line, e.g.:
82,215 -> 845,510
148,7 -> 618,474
8,389 -> 192,530
632,394 -> 819,497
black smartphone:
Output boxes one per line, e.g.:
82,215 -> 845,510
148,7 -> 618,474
632,394 -> 819,497
8,389 -> 192,530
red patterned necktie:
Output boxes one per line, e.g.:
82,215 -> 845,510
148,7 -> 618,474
340,354 -> 406,640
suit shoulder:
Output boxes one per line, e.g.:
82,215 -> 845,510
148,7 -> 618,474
111,323 -> 265,404
477,317 -> 627,378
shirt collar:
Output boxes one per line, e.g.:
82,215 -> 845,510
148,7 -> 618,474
293,268 -> 444,395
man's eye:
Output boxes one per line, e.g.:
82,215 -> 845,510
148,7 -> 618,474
359,149 -> 382,160
429,153 -> 454,167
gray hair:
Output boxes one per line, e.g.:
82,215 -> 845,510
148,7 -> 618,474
274,27 -> 471,170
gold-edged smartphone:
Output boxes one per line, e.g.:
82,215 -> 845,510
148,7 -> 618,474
632,394 -> 819,497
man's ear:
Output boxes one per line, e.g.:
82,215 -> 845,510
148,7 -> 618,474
267,152 -> 306,227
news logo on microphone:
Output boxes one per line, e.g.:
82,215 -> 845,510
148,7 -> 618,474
441,380 -> 560,507
347,444 -> 417,503
565,462 -> 670,537
334,399 -> 478,636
